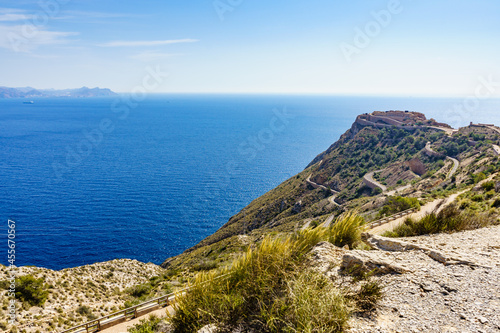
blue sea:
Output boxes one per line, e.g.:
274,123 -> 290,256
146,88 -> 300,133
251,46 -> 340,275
2,94 -> 500,270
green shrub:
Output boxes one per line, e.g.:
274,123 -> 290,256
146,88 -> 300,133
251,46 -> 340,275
76,305 -> 93,317
0,280 -> 9,289
474,172 -> 487,184
378,196 -> 420,218
492,198 -> 500,208
15,275 -> 49,307
192,261 -> 218,272
309,220 -> 320,229
471,194 -> 484,202
482,181 -> 495,191
127,284 -> 152,298
384,204 -> 497,237
171,213 -> 366,333
128,314 -> 163,333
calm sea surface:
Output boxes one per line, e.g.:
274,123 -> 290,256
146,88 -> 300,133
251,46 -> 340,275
1,94 -> 500,269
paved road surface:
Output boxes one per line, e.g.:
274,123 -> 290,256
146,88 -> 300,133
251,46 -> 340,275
363,170 -> 387,192
446,156 -> 460,179
425,142 -> 460,179
428,126 -> 458,136
306,174 -> 340,206
492,144 -> 500,156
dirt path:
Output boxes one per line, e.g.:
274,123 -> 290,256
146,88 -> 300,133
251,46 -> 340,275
99,306 -> 173,333
370,190 -> 467,235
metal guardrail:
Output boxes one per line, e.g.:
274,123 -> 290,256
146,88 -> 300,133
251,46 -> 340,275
58,273 -> 231,333
368,207 -> 417,229
58,292 -> 176,333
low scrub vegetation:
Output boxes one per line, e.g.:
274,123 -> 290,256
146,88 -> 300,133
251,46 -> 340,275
122,276 -> 173,309
170,213 -> 373,332
128,314 -> 164,333
13,275 -> 49,307
383,204 -> 498,237
76,305 -> 97,320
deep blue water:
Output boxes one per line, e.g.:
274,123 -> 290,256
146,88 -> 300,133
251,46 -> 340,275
1,94 -> 500,270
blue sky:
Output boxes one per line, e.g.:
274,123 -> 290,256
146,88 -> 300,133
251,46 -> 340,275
0,0 -> 499,95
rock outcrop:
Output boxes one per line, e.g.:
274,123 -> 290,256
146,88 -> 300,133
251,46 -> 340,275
307,226 -> 500,333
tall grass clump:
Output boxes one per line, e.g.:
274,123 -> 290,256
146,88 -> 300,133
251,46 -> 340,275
170,213 -> 366,333
327,212 -> 365,248
384,204 -> 498,237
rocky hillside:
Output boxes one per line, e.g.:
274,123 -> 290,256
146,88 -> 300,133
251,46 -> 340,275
0,260 -> 171,332
162,111 -> 500,272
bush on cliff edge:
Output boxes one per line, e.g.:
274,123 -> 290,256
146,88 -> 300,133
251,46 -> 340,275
170,212 -> 367,333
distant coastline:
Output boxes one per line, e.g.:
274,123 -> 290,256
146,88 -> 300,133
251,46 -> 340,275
0,86 -> 117,98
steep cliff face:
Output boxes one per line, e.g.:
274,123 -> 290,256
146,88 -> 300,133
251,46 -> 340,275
162,111 -> 500,270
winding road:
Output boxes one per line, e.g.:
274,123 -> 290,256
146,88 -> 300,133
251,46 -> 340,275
446,156 -> 460,179
306,174 -> 340,206
493,145 -> 500,156
363,170 -> 387,193
361,141 -> 460,197
363,171 -> 414,196
425,142 -> 460,180
428,126 -> 458,136
478,125 -> 500,156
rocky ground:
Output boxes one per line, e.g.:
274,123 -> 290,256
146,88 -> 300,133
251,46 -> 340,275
194,225 -> 500,333
0,259 -> 165,332
2,224 -> 498,333
336,226 -> 500,333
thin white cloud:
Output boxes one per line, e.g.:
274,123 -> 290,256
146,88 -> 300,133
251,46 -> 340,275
58,10 -> 142,21
0,24 -> 78,52
0,13 -> 32,21
130,51 -> 182,62
0,8 -> 31,21
0,8 -> 24,13
99,39 -> 198,47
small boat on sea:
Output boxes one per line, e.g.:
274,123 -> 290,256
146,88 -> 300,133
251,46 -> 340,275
23,101 -> 34,104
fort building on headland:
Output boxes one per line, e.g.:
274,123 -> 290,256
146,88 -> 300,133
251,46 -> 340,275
355,110 -> 451,132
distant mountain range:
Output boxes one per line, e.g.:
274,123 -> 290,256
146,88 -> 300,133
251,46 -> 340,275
0,86 -> 117,98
